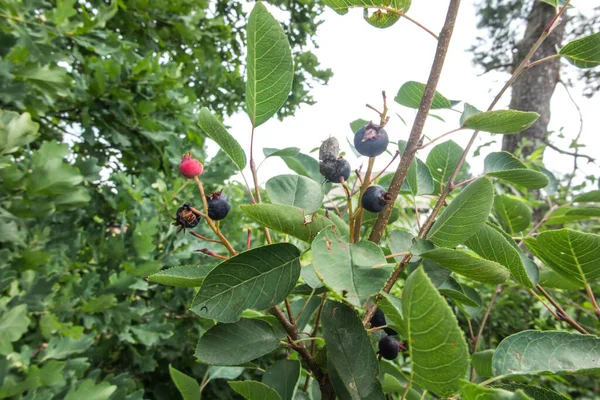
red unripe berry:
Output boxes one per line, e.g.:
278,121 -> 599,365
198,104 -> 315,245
179,153 -> 203,179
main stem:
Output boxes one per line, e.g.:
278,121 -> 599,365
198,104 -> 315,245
368,0 -> 461,244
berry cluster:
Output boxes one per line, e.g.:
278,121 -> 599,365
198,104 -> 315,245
370,308 -> 403,360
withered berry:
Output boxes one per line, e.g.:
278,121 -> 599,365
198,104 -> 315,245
172,204 -> 200,233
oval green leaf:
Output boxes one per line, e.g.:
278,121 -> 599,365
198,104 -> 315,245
263,147 -> 300,158
266,174 -> 324,214
406,157 -> 434,195
425,140 -> 464,186
461,110 -> 539,134
241,204 -> 348,242
191,243 -> 301,322
420,248 -> 510,284
493,195 -> 532,234
169,365 -> 200,400
195,319 -> 280,366
312,226 -> 393,307
246,2 -> 293,127
427,178 -> 494,248
262,359 -> 300,400
573,190 -> 600,203
524,229 -> 600,284
493,330 -> 600,376
229,380 -> 282,400
559,32 -> 600,69
324,0 -> 411,15
402,267 -> 470,398
484,152 -> 549,189
198,108 -> 246,170
321,301 -> 385,400
395,81 -> 453,109
147,265 -> 216,288
459,380 -> 532,400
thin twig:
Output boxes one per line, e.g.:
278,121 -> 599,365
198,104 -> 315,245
370,150 -> 400,183
584,283 -> 600,323
419,127 -> 462,149
536,285 -> 589,334
189,231 -> 221,244
385,252 -> 411,259
196,248 -> 229,260
469,285 -> 503,381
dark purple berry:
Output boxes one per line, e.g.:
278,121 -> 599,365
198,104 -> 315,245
320,158 -> 351,184
370,308 -> 397,336
354,122 -> 389,157
207,191 -> 231,221
172,203 -> 200,233
378,336 -> 400,360
361,185 -> 391,213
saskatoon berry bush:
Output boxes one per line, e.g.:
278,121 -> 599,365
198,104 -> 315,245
1,1 -> 600,400
147,1 -> 600,399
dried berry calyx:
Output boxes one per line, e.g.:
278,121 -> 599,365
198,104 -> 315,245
354,121 -> 389,157
179,152 -> 204,179
172,203 -> 201,233
361,185 -> 392,213
370,308 -> 398,336
378,336 -> 400,360
206,191 -> 231,221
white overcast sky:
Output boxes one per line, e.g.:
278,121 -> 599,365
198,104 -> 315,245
212,2 -> 599,190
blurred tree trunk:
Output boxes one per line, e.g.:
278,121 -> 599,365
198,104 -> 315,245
502,2 -> 566,157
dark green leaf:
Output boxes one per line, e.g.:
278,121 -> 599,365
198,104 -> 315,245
191,244 -> 301,322
395,81 -> 453,109
425,140 -> 463,186
169,365 -> 200,400
493,195 -> 532,234
420,248 -> 510,284
246,2 -> 294,127
148,265 -> 216,288
494,383 -> 569,400
0,305 -> 30,355
438,276 -> 482,307
460,103 -> 482,126
262,359 -> 301,400
403,268 -> 469,398
493,330 -> 600,376
263,147 -> 301,158
573,190 -> 600,203
196,319 -> 280,365
484,152 -> 549,189
427,178 -> 494,248
387,229 -> 413,262
321,301 -> 385,400
377,293 -> 406,337
461,110 -> 539,134
266,174 -> 324,214
472,350 -> 495,378
459,380 -> 532,400
406,158 -> 434,195
64,379 -> 117,400
229,380 -> 282,400
0,110 -> 39,155
198,108 -> 246,170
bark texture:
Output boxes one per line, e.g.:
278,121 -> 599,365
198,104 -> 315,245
502,1 -> 566,157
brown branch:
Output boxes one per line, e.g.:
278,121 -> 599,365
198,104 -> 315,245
541,138 -> 595,163
536,285 -> 589,334
368,0 -> 461,245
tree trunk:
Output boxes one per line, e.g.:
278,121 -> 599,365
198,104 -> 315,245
502,1 -> 566,157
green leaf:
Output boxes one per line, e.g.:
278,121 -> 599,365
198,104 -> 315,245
387,229 -> 413,262
191,244 -> 301,322
169,365 -> 200,400
460,103 -> 482,126
263,147 -> 301,158
465,224 -> 533,287
312,226 -> 393,307
493,330 -> 600,376
229,381 -> 282,400
195,319 -> 280,365
324,0 -> 411,15
280,153 -> 324,185
402,268 -> 469,398
484,152 -> 549,189
0,110 -> 39,155
494,383 -> 569,400
266,174 -> 324,213
438,276 -> 482,307
321,301 -> 385,400
28,141 -> 84,195
394,81 -> 453,109
207,366 -> 245,381
573,190 -> 600,203
538,269 -> 584,290
262,359 -> 301,400
461,110 -> 539,134
425,140 -> 464,186
0,305 -> 30,355
420,248 -> 510,284
198,108 -> 246,170
147,265 -> 216,288
524,229 -> 600,284
39,335 -> 94,361
493,195 -> 532,234
559,32 -> 600,69
406,158 -> 434,195
64,379 -> 117,400
427,178 -> 494,248
241,204 -> 348,242
80,294 -> 117,313
350,118 -> 369,134
459,380 -> 532,400
39,360 -> 66,386
364,9 -> 401,29
378,293 -> 407,337
246,2 -> 294,127
472,350 -> 495,378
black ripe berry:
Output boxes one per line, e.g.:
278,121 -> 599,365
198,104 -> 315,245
206,191 -> 231,221
370,308 -> 397,336
320,157 -> 351,184
361,185 -> 390,213
378,336 -> 400,360
354,122 -> 389,157
172,204 -> 200,233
